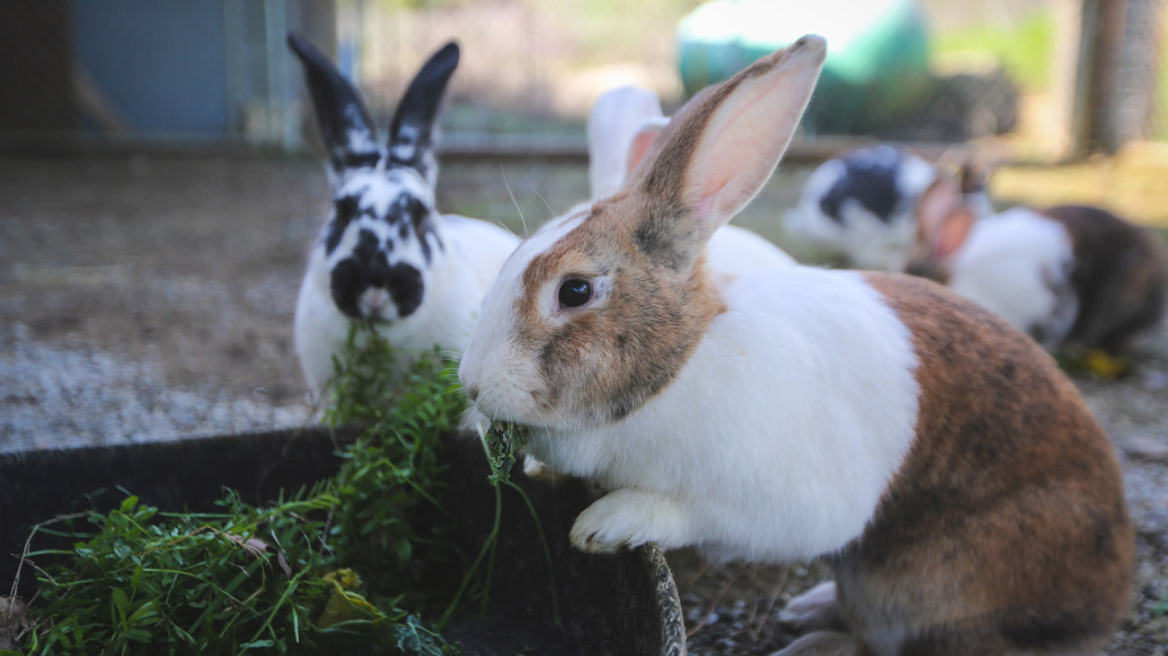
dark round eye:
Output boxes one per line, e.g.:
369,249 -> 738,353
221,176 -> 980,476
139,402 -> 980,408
558,278 -> 593,308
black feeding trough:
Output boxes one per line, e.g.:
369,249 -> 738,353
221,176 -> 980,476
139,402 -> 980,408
0,428 -> 686,655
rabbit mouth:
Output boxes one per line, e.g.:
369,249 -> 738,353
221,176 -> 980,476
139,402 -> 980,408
337,286 -> 415,322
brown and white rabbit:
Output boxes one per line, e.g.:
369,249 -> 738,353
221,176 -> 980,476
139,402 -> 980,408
459,36 -> 1132,655
907,172 -> 1168,353
288,33 -> 519,400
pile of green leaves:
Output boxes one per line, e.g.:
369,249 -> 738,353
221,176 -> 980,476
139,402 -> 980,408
4,324 -> 531,655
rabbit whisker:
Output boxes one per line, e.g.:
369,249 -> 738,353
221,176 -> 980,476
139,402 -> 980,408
500,167 -> 529,237
530,188 -> 555,219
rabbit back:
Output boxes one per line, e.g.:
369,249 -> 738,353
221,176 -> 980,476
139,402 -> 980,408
840,273 -> 1133,655
1044,204 -> 1168,351
947,207 -> 1078,347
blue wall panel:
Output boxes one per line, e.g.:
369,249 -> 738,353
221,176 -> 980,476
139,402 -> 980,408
72,0 -> 229,134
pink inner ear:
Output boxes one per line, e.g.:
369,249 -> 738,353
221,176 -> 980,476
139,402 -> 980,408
934,209 -> 975,260
626,128 -> 662,179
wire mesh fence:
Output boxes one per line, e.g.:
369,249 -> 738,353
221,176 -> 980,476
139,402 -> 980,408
1,0 -> 1167,156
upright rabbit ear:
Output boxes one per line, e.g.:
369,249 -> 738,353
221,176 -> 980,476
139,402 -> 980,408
917,177 -> 975,261
387,42 -> 460,187
288,31 -> 381,177
635,36 -> 825,257
588,86 -> 664,200
626,116 -> 669,183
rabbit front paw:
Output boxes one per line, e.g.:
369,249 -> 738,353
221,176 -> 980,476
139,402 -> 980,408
569,489 -> 688,553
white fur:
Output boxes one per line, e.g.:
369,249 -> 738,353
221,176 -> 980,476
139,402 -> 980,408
783,148 -> 936,270
946,207 -> 1077,345
464,252 -> 920,562
709,225 -> 797,271
588,86 -> 664,202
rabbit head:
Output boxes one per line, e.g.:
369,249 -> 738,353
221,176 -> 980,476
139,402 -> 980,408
289,32 -> 459,324
460,36 -> 826,430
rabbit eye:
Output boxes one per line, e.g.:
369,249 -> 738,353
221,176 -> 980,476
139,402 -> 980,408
558,279 -> 593,308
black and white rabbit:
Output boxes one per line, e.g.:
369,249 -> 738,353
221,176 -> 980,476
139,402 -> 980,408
782,145 -> 939,270
460,36 -> 1132,655
288,33 -> 519,398
907,172 -> 1168,353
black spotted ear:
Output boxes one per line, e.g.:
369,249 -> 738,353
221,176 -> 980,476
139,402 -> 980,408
387,42 -> 460,186
288,31 -> 381,177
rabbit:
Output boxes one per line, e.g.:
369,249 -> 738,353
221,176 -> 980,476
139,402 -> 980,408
459,35 -> 1132,655
288,32 -> 519,400
906,172 -> 1168,354
782,145 -> 939,270
588,85 -> 796,272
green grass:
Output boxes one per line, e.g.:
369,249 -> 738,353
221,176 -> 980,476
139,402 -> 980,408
930,8 -> 1055,92
4,324 -> 533,656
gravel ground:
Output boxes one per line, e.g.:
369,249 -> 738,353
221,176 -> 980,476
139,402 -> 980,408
1,154 -> 1165,654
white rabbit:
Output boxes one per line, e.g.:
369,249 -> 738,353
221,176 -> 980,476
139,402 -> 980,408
588,85 -> 796,272
782,145 -> 937,270
288,33 -> 519,400
461,36 -> 1131,655
907,173 -> 1168,353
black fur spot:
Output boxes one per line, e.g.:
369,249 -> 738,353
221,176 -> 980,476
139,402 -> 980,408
818,152 -> 905,225
343,152 -> 382,169
353,229 -> 380,262
329,259 -> 367,319
325,195 -> 362,254
392,193 -> 442,264
386,262 -> 424,317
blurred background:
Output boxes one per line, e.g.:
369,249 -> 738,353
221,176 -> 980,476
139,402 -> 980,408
2,1 -> 1168,652
3,0 -> 1168,449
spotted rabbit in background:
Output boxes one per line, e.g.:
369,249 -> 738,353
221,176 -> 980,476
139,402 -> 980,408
460,36 -> 1132,655
782,145 -> 941,271
288,33 -> 519,400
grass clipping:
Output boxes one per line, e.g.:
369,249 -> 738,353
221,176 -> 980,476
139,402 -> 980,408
4,324 -> 535,656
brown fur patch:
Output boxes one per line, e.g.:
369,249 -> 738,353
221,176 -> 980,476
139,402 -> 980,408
832,273 -> 1133,654
514,198 -> 724,424
1040,205 -> 1168,352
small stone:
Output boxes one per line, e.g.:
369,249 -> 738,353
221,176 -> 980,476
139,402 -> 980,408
1124,436 -> 1168,464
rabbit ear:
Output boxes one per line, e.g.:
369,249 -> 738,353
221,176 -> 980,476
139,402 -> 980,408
917,178 -> 974,260
387,42 -> 460,185
288,31 -> 381,177
635,36 -> 825,254
626,117 -> 668,182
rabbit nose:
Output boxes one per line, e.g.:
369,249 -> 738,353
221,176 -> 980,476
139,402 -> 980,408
362,288 -> 390,309
465,384 -> 480,401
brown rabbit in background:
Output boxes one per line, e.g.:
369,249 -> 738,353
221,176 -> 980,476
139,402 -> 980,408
907,171 -> 1168,355
460,36 -> 1134,655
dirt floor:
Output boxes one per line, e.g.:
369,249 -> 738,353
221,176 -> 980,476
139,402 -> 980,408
1,153 -> 1165,654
